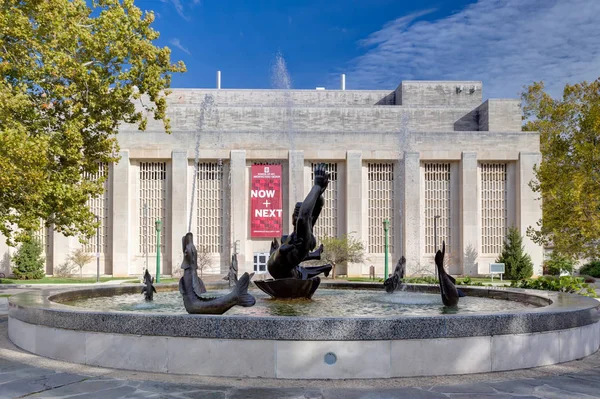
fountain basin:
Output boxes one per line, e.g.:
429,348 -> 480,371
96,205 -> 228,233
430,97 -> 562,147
8,282 -> 600,379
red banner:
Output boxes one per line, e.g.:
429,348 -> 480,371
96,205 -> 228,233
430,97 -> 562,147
250,164 -> 283,238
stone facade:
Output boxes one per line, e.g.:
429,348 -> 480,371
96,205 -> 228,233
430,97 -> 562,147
0,81 -> 543,278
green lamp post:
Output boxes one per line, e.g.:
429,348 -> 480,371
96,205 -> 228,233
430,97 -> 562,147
383,219 -> 389,278
155,219 -> 161,283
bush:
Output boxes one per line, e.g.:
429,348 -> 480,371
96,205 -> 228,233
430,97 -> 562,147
12,238 -> 45,280
580,260 -> 600,278
497,227 -> 534,280
511,276 -> 596,297
54,261 -> 75,277
544,251 -> 575,275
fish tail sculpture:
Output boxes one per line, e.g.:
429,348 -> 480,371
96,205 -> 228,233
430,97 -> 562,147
384,256 -> 406,293
141,269 -> 157,301
435,241 -> 460,307
179,232 -> 256,314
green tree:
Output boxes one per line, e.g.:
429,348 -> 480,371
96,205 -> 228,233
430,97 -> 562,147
497,227 -> 534,280
522,80 -> 600,259
12,237 -> 45,279
544,251 -> 575,276
0,0 -> 185,245
317,234 -> 365,279
67,248 -> 95,279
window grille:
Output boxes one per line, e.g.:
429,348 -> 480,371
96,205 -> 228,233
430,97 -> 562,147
424,163 -> 451,254
367,163 -> 394,253
32,219 -> 49,255
310,163 -> 338,239
481,163 -> 507,254
195,161 -> 225,254
83,163 -> 108,254
139,162 -> 166,254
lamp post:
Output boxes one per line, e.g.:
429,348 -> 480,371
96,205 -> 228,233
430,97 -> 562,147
96,215 -> 100,283
434,215 -> 441,252
155,219 -> 161,283
143,203 -> 148,275
383,219 -> 389,278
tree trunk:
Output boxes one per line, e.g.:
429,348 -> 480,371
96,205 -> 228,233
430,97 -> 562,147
331,262 -> 336,279
80,267 -> 82,279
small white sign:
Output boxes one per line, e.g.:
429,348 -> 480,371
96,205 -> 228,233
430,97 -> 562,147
490,263 -> 505,281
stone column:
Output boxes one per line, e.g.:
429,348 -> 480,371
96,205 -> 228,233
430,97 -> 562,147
111,150 -> 130,276
169,150 -> 188,275
49,228 -> 72,275
230,150 -> 248,274
517,152 -> 543,275
346,151 -> 363,276
460,152 -> 479,276
288,150 -> 304,233
402,152 -> 421,273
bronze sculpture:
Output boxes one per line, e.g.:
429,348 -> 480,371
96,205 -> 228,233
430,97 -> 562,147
223,253 -> 238,287
141,269 -> 156,301
435,241 -> 460,307
384,256 -> 406,293
254,164 -> 332,298
179,232 -> 256,314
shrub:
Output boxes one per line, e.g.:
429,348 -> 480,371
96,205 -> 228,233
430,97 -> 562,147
12,238 -> 45,280
54,261 -> 76,277
67,248 -> 95,279
544,251 -> 575,275
580,260 -> 600,278
511,276 -> 596,297
497,227 -> 534,280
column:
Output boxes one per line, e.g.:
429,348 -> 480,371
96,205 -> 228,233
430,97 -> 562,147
402,152 -> 421,273
48,228 -> 73,275
169,150 -> 188,275
346,151 -> 362,276
288,150 -> 304,233
111,150 -> 130,276
460,152 -> 479,276
517,152 -> 543,276
230,150 -> 248,273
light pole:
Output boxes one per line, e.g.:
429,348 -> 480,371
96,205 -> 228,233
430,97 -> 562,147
155,219 -> 162,283
96,215 -> 100,283
383,219 -> 389,278
143,203 -> 148,275
434,215 -> 441,252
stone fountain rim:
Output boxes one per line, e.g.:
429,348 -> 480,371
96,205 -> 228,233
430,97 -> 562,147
8,282 -> 600,341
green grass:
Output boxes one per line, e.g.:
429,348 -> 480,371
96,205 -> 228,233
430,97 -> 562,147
345,277 -> 384,282
0,294 -> 12,297
156,278 -> 178,283
344,276 -> 513,285
0,277 -> 138,284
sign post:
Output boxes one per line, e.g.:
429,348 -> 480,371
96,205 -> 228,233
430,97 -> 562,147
383,219 -> 389,278
490,263 -> 505,282
155,220 -> 162,283
250,165 -> 283,238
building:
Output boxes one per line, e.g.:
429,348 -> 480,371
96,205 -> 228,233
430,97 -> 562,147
0,80 -> 543,278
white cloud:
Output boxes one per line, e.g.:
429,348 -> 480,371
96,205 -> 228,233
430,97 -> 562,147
346,0 -> 600,98
161,0 -> 190,21
169,38 -> 191,55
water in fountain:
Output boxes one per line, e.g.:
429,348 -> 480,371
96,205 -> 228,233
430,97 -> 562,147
188,94 -> 215,233
271,52 -> 298,204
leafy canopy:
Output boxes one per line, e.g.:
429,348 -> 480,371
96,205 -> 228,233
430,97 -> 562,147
522,80 -> 600,259
0,0 -> 185,244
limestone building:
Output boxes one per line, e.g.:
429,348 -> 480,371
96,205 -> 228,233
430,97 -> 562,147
0,80 -> 543,278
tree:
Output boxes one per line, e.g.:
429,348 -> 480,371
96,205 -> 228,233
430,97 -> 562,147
196,244 -> 213,278
317,234 -> 365,279
12,237 -> 45,279
497,227 -> 534,280
522,80 -> 600,260
544,251 -> 575,276
0,0 -> 185,245
68,248 -> 95,278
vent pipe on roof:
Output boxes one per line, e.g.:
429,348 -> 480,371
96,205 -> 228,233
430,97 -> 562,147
216,70 -> 221,89
341,74 -> 346,90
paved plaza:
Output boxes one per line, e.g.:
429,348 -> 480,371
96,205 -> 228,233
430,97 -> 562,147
2,312 -> 600,398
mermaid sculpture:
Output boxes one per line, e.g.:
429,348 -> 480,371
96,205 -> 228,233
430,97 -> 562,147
179,232 -> 255,314
254,163 -> 332,299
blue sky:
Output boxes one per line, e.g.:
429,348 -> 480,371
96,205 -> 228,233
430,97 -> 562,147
142,0 -> 600,98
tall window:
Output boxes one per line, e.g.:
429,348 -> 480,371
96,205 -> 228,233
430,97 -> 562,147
83,163 -> 109,254
481,163 -> 507,254
311,162 -> 338,239
32,219 -> 50,256
368,163 -> 394,253
196,161 -> 225,254
424,163 -> 451,254
139,162 -> 167,254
